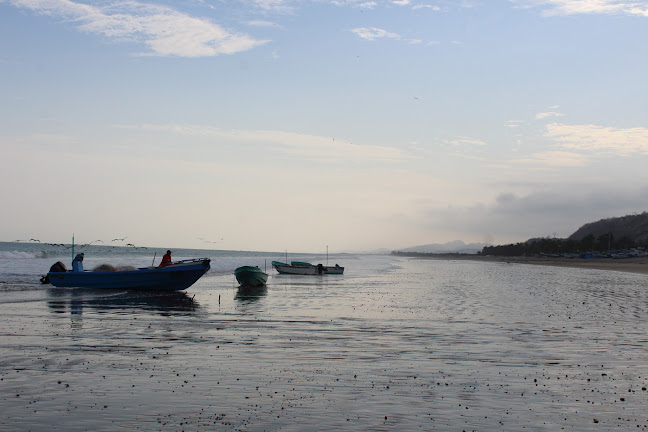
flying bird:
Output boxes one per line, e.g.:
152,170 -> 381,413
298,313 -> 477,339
112,236 -> 128,242
126,243 -> 147,250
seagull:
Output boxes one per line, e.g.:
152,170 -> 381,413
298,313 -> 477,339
112,236 -> 128,242
126,243 -> 147,250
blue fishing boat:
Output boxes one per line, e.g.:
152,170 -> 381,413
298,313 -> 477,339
234,266 -> 268,287
43,258 -> 211,291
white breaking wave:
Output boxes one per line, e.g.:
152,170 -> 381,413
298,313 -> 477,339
0,251 -> 49,259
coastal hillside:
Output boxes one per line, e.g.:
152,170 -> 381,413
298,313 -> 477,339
478,212 -> 648,256
392,212 -> 648,257
569,212 -> 648,244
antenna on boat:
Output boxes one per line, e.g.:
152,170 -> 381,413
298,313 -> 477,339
72,233 -> 75,264
327,245 -> 329,266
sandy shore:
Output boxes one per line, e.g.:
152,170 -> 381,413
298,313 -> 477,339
417,254 -> 648,275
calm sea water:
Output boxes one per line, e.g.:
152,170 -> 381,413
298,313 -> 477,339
1,242 -> 648,431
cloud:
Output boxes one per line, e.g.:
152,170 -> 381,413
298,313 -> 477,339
412,4 -> 441,10
515,150 -> 591,167
116,123 -> 414,162
246,20 -> 283,28
248,0 -> 293,12
445,136 -> 488,146
351,27 -> 401,41
535,111 -> 564,119
545,123 -> 648,156
512,0 -> 648,17
505,120 -> 525,128
425,186 -> 648,243
350,26 -> 426,44
5,0 -> 268,57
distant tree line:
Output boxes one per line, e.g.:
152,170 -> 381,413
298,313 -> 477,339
480,233 -> 644,257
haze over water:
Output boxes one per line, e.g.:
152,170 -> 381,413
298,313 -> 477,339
1,244 -> 648,431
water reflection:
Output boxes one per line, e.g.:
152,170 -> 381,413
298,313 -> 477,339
235,284 -> 267,302
47,288 -> 200,317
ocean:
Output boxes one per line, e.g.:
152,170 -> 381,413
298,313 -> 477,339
1,241 -> 648,431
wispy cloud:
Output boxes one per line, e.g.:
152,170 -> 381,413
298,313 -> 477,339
5,0 -> 268,57
246,20 -> 283,28
515,150 -> 591,167
535,111 -> 565,119
545,123 -> 648,156
412,4 -> 441,10
351,27 -> 402,41
505,120 -> 526,128
512,0 -> 648,17
445,136 -> 488,146
247,0 -> 293,12
351,26 -> 425,44
117,123 -> 414,162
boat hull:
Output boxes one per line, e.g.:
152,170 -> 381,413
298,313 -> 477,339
47,259 -> 211,291
234,266 -> 268,287
271,261 -> 344,275
324,266 -> 344,274
273,264 -> 318,275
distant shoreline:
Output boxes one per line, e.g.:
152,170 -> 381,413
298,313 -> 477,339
403,253 -> 648,276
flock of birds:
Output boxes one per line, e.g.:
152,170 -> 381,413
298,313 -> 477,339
14,235 -> 225,252
14,236 -> 150,253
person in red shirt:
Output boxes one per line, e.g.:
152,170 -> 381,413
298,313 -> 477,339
159,250 -> 172,267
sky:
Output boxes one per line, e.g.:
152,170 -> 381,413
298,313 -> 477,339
1,0 -> 647,253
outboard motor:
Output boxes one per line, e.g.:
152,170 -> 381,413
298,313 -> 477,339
317,263 -> 324,274
41,261 -> 67,284
49,261 -> 67,273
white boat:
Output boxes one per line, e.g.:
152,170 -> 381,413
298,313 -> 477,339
271,261 -> 344,275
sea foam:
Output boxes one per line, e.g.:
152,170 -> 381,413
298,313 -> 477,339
0,250 -> 48,259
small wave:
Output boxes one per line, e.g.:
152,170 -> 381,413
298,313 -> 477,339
0,250 -> 49,259
0,284 -> 48,293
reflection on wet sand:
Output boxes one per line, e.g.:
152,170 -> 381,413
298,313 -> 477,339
235,284 -> 267,302
47,289 -> 200,316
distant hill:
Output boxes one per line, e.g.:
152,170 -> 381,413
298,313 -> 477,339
395,240 -> 488,254
569,212 -> 648,244
479,212 -> 648,256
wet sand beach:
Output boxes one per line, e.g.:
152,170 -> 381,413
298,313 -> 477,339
2,253 -> 648,431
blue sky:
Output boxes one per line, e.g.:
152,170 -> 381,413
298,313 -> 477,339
1,0 -> 647,252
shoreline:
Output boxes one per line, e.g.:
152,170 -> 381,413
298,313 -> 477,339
409,254 -> 648,275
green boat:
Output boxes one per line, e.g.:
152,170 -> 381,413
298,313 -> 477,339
234,266 -> 268,287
